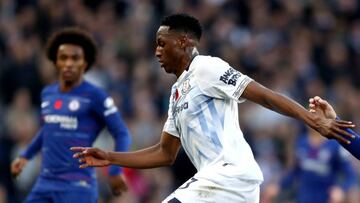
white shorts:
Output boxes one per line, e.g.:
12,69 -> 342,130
162,163 -> 262,203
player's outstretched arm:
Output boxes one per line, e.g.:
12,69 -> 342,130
309,96 -> 360,160
241,81 -> 355,144
11,129 -> 44,178
72,131 -> 181,169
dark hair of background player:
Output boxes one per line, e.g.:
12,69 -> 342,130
46,27 -> 97,71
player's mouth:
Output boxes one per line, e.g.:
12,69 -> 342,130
63,71 -> 74,78
158,60 -> 165,68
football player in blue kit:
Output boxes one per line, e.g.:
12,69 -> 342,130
279,127 -> 357,203
10,27 -> 131,203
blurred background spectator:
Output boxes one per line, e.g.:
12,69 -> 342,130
0,0 -> 359,202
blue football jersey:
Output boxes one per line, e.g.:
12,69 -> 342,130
20,80 -> 131,192
281,133 -> 356,203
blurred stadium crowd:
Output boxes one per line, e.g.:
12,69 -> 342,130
0,0 -> 360,203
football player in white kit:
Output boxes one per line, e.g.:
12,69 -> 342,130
71,14 -> 355,203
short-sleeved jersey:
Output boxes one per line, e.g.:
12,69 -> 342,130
21,80 -> 131,192
163,55 -> 263,182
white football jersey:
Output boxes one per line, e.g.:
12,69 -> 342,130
163,55 -> 263,182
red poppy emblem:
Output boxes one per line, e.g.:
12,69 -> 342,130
175,89 -> 179,101
54,100 -> 63,109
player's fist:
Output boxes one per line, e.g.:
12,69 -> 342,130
109,174 -> 128,196
11,157 -> 28,178
71,147 -> 111,168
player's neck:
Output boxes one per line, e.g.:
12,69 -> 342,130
186,48 -> 199,70
176,48 -> 199,78
59,78 -> 83,92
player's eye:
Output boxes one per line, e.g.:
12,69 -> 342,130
58,54 -> 67,61
72,55 -> 80,61
157,40 -> 165,47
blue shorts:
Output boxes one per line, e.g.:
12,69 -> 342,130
24,190 -> 97,203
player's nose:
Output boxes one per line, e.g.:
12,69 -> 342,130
64,59 -> 75,68
155,47 -> 162,58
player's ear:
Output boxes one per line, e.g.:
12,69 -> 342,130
83,61 -> 88,71
179,35 -> 187,49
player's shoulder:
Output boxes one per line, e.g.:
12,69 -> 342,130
81,80 -> 109,101
191,55 -> 230,80
81,80 -> 105,93
192,55 -> 228,69
41,82 -> 59,96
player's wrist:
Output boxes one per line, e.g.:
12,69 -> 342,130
18,156 -> 29,162
106,151 -> 113,165
307,112 -> 320,130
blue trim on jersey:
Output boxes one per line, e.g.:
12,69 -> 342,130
198,103 -> 222,149
206,99 -> 224,129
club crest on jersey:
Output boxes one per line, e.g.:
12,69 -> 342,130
68,100 -> 80,111
181,79 -> 191,95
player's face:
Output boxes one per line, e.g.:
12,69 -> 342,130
56,44 -> 87,84
155,26 -> 184,76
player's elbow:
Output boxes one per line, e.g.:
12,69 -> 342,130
159,149 -> 178,166
162,159 -> 174,166
161,152 -> 177,166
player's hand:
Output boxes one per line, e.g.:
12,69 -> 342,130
71,147 -> 111,168
313,115 -> 355,144
11,157 -> 28,178
108,174 -> 128,196
309,96 -> 337,119
261,183 -> 279,203
309,97 -> 355,144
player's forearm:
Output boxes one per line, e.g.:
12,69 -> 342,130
20,129 -> 43,159
243,82 -> 315,127
261,91 -> 316,127
108,143 -> 177,169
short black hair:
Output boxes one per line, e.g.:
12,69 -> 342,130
161,13 -> 202,41
46,27 -> 97,71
